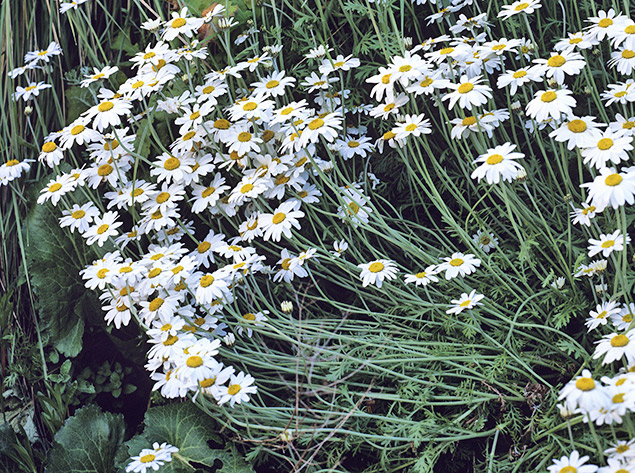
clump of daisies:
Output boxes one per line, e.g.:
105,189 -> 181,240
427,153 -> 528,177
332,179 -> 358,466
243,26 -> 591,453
4,40 -> 65,187
126,442 -> 178,473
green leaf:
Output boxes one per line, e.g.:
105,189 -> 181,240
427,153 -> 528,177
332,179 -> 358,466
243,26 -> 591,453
122,403 -> 253,473
23,196 -> 98,357
45,405 -> 125,473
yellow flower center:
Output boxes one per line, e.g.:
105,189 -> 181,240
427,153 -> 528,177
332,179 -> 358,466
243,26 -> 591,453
243,313 -> 256,321
98,101 -> 114,112
624,313 -> 633,323
368,262 -> 384,273
70,125 -> 85,135
405,124 -> 417,132
348,140 -> 360,148
200,275 -> 214,287
420,77 -> 433,87
71,209 -> 86,219
598,18 -> 613,28
171,17 -> 186,28
189,111 -> 200,121
440,47 -> 454,55
515,2 -> 529,11
164,157 -> 180,170
570,37 -> 583,44
186,355 -> 203,367
49,182 -> 62,192
228,384 -> 241,395
613,393 -> 625,403
575,378 -> 595,391
597,138 -> 613,150
163,335 -> 178,346
240,183 -> 254,194
541,91 -> 557,102
617,445 -> 629,453
42,142 -> 57,153
611,334 -> 629,347
104,139 -> 119,150
140,454 -> 156,463
626,25 -> 635,34
200,378 -> 214,388
272,212 -> 286,224
458,82 -> 474,94
92,73 -> 104,79
459,300 -> 472,308
333,61 -> 345,67
601,240 -> 615,248
567,119 -> 587,133
214,118 -> 231,129
449,258 -> 464,267
308,118 -> 324,130
486,154 -> 503,165
383,131 -> 396,140
605,173 -> 622,186
266,80 -> 279,89
132,80 -> 144,89
237,131 -> 252,142
512,70 -> 527,78
149,297 -> 164,312
242,102 -> 257,111
492,44 -> 506,51
98,164 -> 113,176
148,268 -> 162,278
197,241 -> 211,253
559,467 -> 577,473
399,65 -> 412,72
383,103 -> 395,112
381,74 -> 391,84
281,258 -> 292,270
202,85 -> 215,94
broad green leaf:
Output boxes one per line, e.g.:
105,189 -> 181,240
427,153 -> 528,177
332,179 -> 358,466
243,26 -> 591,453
121,403 -> 253,473
23,197 -> 96,357
45,405 -> 125,473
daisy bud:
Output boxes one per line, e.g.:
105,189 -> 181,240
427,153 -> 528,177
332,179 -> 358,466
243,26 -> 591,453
595,283 -> 607,295
563,194 -> 572,203
515,168 -> 528,182
281,301 -> 293,313
510,100 -> 521,112
547,78 -> 558,88
279,430 -> 294,441
24,105 -> 33,116
583,86 -> 592,95
592,48 -> 601,56
182,74 -> 189,83
403,37 -> 413,48
223,333 -> 236,346
556,402 -> 575,418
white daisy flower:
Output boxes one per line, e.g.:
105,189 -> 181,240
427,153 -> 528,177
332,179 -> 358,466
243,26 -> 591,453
357,259 -> 398,288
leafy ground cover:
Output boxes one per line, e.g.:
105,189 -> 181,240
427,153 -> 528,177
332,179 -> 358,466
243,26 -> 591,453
1,0 -> 635,472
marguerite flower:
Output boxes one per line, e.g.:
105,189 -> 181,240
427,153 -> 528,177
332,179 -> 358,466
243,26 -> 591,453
582,167 -> 635,210
446,290 -> 485,314
471,142 -> 525,184
588,230 -> 630,258
357,259 -> 398,288
442,75 -> 493,110
437,252 -> 481,279
526,88 -> 576,121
